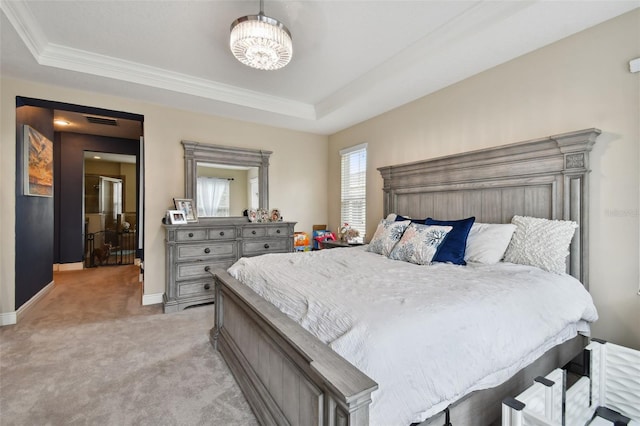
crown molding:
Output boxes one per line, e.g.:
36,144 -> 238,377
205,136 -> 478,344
39,43 -> 316,119
1,0 -> 316,120
0,0 -> 47,58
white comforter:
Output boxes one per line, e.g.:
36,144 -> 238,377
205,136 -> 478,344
228,246 -> 598,425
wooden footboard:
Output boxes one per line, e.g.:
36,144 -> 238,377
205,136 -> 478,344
210,269 -> 378,426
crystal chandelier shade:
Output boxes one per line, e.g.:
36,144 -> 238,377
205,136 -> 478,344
230,4 -> 292,71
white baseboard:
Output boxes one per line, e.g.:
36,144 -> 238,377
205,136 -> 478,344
0,311 -> 17,326
142,293 -> 163,306
17,280 -> 55,321
0,280 -> 56,326
58,262 -> 84,271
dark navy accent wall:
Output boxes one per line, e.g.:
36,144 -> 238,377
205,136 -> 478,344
15,105 -> 55,309
54,133 -> 62,264
57,133 -> 139,264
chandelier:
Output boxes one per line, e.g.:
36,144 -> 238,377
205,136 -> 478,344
230,0 -> 293,71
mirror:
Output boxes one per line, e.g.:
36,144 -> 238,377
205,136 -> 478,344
183,141 -> 271,218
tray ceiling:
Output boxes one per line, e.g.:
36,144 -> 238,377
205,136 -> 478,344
1,1 -> 637,135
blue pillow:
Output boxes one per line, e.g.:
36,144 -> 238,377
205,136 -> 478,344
425,217 -> 475,265
395,214 -> 427,224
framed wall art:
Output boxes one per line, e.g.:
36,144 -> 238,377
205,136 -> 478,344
23,125 -> 53,197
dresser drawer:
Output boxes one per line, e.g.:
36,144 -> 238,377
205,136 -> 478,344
243,239 -> 289,256
176,259 -> 235,281
242,226 -> 268,238
177,280 -> 215,298
243,225 -> 291,238
176,242 -> 237,261
267,226 -> 290,237
208,227 -> 236,240
176,229 -> 208,241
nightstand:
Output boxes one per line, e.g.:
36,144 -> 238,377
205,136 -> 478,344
321,240 -> 364,249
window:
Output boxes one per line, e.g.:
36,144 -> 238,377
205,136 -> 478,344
197,177 -> 230,217
249,177 -> 259,209
340,143 -> 367,239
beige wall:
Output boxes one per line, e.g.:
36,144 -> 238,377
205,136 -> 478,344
1,77 -> 328,313
120,163 -> 137,214
329,10 -> 640,349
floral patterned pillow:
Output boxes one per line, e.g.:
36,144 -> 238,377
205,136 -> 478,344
366,219 -> 411,256
388,223 -> 453,265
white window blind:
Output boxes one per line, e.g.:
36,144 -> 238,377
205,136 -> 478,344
340,143 -> 367,239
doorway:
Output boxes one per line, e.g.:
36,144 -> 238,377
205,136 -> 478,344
84,154 -> 137,267
15,97 -> 144,311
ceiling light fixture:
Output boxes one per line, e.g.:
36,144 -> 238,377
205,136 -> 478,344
54,119 -> 70,126
230,0 -> 292,71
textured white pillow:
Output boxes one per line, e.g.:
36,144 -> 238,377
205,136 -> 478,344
464,223 -> 517,264
367,219 -> 411,256
388,223 -> 453,265
503,216 -> 578,274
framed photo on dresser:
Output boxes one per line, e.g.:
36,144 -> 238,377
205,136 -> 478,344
173,198 -> 197,222
168,210 -> 187,225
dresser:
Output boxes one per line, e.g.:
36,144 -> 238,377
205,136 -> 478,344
164,219 -> 296,312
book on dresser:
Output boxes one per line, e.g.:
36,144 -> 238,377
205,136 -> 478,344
163,219 -> 296,313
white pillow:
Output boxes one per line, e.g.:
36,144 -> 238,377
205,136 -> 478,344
503,215 -> 578,274
464,223 -> 517,264
367,219 -> 411,256
388,223 -> 453,265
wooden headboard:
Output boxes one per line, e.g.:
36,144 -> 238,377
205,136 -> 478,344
377,128 -> 601,289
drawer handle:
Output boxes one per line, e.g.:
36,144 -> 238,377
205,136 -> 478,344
276,229 -> 281,234
264,243 -> 270,249
252,230 -> 256,235
204,266 -> 210,272
219,231 -> 225,236
204,248 -> 211,254
204,283 -> 211,290
188,232 -> 194,238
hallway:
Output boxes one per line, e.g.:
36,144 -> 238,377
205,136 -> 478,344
18,265 -> 160,329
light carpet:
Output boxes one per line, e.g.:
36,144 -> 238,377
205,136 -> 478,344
0,265 -> 258,425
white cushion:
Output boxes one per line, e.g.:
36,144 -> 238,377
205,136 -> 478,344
385,213 -> 398,221
389,223 -> 453,265
503,216 -> 578,274
464,223 -> 517,264
367,219 -> 411,256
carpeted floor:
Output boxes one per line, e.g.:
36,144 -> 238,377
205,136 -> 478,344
0,265 -> 258,425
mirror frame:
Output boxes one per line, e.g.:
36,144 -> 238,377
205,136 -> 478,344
182,140 -> 272,217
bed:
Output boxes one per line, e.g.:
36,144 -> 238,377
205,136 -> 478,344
209,128 -> 602,425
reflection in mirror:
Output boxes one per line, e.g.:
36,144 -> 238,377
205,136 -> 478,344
196,164 -> 259,217
183,141 -> 271,218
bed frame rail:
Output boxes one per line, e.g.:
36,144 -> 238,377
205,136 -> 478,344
210,269 -> 378,426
